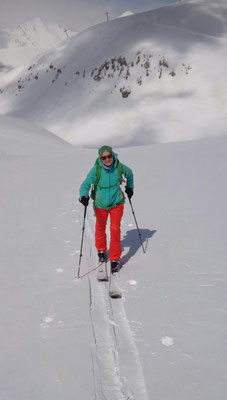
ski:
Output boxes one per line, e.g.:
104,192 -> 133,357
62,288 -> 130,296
109,272 -> 122,298
97,261 -> 108,282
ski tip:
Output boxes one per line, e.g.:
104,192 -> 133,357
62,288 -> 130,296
109,291 -> 122,299
97,277 -> 109,282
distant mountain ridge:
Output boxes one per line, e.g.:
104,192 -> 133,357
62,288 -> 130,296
1,17 -> 76,49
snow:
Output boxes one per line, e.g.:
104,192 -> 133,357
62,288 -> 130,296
128,279 -> 137,286
0,18 -> 76,67
1,1 -> 227,399
161,336 -> 174,347
0,115 -> 72,155
0,0 -> 227,146
1,118 -> 227,399
1,17 -> 76,48
118,11 -> 134,18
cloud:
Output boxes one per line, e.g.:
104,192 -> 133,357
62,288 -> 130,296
0,0 -> 117,30
0,0 -> 175,31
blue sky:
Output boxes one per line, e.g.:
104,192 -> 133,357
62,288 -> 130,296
0,0 -> 176,30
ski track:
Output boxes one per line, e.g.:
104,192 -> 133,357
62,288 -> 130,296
85,207 -> 149,400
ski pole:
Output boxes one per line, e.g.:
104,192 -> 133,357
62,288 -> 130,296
78,205 -> 87,278
128,198 -> 146,254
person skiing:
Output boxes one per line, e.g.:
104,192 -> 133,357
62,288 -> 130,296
79,145 -> 134,274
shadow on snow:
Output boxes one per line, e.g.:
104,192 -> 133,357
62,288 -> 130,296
121,228 -> 156,266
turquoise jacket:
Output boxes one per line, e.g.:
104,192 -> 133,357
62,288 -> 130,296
79,153 -> 134,209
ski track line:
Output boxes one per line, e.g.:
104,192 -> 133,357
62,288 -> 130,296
85,207 -> 149,400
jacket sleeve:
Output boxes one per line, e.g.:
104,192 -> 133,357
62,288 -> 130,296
79,166 -> 97,197
122,164 -> 134,190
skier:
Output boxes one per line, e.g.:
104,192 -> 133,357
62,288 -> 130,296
79,145 -> 134,274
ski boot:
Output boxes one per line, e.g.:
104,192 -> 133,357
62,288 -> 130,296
98,251 -> 106,263
111,260 -> 120,274
97,251 -> 108,281
109,260 -> 122,298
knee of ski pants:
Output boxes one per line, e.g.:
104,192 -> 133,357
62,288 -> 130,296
95,204 -> 124,233
110,204 -> 124,230
95,207 -> 109,228
110,221 -> 121,234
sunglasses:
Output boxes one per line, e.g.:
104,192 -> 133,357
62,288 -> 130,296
100,154 -> 113,161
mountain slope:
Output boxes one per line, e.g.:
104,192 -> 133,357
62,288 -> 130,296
0,115 -> 73,155
1,117 -> 227,399
0,0 -> 227,146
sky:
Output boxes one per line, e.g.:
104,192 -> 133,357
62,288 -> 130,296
0,0 -> 177,31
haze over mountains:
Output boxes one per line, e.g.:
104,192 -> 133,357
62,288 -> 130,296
0,17 -> 76,66
0,18 -> 76,49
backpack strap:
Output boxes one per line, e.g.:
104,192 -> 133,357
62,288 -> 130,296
95,158 -> 101,183
90,158 -> 100,200
117,161 -> 123,183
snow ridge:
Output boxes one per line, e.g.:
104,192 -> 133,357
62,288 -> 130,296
118,11 -> 134,19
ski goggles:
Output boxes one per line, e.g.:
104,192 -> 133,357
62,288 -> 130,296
100,153 -> 113,161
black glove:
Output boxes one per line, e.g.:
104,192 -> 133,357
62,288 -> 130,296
79,196 -> 89,207
125,187 -> 133,199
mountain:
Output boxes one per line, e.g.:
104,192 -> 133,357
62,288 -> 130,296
0,18 -> 77,67
0,0 -> 226,146
1,17 -> 76,48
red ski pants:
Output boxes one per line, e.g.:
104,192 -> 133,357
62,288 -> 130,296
95,204 -> 124,261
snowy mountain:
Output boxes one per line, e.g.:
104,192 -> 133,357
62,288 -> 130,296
0,0 -> 226,146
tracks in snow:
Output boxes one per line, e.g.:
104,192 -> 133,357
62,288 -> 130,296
85,208 -> 149,400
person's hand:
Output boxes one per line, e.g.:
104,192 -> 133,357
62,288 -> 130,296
125,187 -> 133,199
79,196 -> 89,207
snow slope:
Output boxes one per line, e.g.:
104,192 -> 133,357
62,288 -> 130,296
0,0 -> 227,146
0,115 -> 72,155
1,117 -> 227,399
